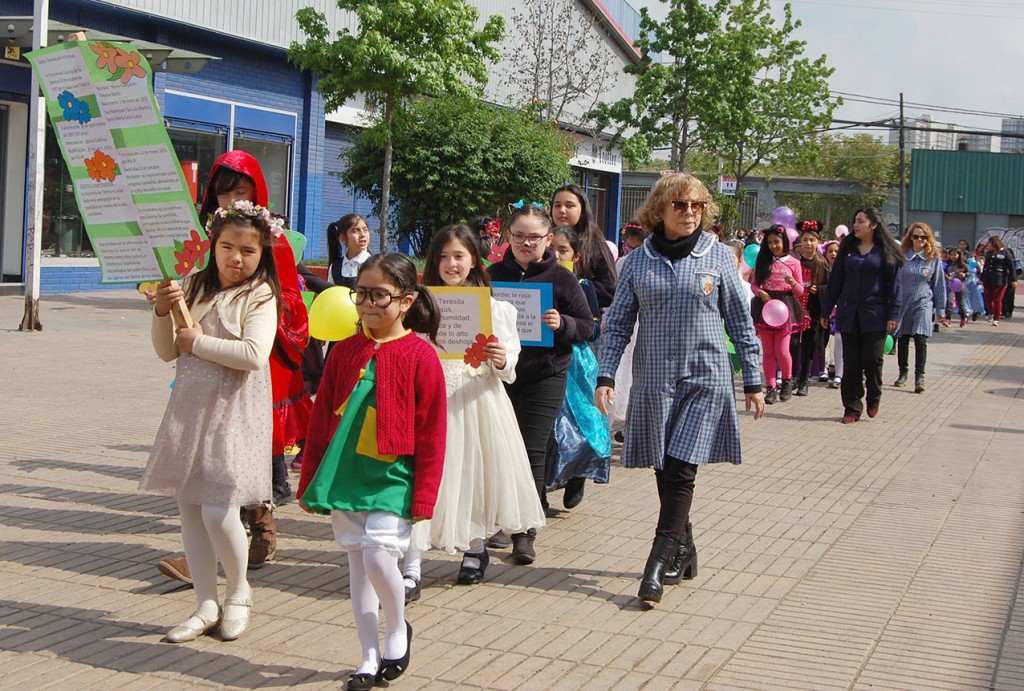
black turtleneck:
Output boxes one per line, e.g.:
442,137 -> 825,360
650,223 -> 703,260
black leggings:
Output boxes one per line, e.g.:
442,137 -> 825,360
654,456 -> 699,542
897,334 -> 927,376
505,371 -> 568,512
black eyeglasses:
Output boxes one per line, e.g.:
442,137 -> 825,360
351,287 -> 406,307
670,200 -> 708,213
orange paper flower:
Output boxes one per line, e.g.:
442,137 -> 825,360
464,333 -> 497,369
90,42 -> 119,74
114,49 -> 147,84
84,149 -> 117,183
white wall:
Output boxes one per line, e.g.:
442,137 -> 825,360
3,101 -> 27,278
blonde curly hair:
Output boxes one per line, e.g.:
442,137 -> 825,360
636,173 -> 720,233
900,222 -> 938,259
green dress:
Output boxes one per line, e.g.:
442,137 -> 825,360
302,359 -> 415,518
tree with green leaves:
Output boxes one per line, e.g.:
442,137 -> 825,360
288,1 -> 505,252
342,96 -> 571,255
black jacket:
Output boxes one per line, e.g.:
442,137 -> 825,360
487,249 -> 595,383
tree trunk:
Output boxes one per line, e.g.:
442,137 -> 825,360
380,95 -> 393,254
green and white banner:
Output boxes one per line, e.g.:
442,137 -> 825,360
26,40 -> 207,283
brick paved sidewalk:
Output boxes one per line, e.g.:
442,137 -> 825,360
1,292 -> 1022,689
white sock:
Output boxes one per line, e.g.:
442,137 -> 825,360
468,538 -> 485,554
403,547 -> 422,582
347,549 -> 380,676
362,546 -> 407,660
177,500 -> 219,622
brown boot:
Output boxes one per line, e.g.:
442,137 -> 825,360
157,555 -> 192,585
246,504 -> 276,569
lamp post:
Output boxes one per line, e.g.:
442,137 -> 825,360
19,0 -> 48,331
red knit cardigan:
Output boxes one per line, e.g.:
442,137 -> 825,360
297,330 -> 447,519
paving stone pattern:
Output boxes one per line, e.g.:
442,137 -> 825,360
1,292 -> 1023,689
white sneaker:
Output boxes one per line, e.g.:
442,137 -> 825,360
830,377 -> 841,389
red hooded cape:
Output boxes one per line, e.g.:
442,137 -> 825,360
203,151 -> 312,454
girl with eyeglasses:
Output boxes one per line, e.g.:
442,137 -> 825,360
297,254 -> 447,690
486,206 -> 596,564
893,223 -> 945,394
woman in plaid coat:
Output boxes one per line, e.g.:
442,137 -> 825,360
595,173 -> 765,605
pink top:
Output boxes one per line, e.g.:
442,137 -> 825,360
750,255 -> 805,297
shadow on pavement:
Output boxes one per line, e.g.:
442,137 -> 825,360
13,457 -> 143,482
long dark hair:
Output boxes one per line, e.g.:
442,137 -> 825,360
184,216 -> 282,316
422,224 -> 491,289
837,207 -> 905,272
552,225 -> 581,271
198,168 -> 254,226
754,224 -> 790,285
326,214 -> 368,267
551,184 -> 616,287
358,253 -> 441,344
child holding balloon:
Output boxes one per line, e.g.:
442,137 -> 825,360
944,248 -> 969,327
750,225 -> 805,404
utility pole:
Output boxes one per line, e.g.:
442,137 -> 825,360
19,0 -> 48,331
898,92 -> 906,235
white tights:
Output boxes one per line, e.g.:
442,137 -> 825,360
177,500 -> 250,623
348,546 -> 408,676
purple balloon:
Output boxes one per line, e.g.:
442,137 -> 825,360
762,299 -> 790,328
949,278 -> 963,292
786,226 -> 800,248
771,206 -> 796,228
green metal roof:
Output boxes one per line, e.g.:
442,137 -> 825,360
910,149 -> 1024,214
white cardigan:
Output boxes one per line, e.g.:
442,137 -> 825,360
151,281 -> 277,371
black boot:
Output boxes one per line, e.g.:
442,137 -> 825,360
794,379 -> 809,396
664,522 -> 698,585
914,374 -> 926,393
637,535 -> 680,604
764,387 -> 778,405
779,379 -> 793,402
893,370 -> 908,387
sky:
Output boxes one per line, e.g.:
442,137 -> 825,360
631,0 -> 1024,139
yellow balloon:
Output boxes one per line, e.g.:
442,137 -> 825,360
308,286 -> 361,341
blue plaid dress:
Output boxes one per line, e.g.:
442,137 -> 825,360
598,234 -> 763,469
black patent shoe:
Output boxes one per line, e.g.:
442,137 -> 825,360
345,659 -> 385,691
381,621 -> 412,682
456,549 -> 489,585
404,577 -> 421,604
563,477 -> 586,509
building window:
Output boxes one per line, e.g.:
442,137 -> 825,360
168,127 -> 227,206
234,134 -> 291,217
43,122 -> 92,257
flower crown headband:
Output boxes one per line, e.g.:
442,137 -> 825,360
206,200 -> 285,237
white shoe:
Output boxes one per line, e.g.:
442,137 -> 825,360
219,596 -> 252,641
829,377 -> 841,389
165,608 -> 220,643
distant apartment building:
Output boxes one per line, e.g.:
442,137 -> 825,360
1001,118 -> 1024,153
889,114 -> 999,153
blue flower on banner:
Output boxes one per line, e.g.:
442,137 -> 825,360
74,100 -> 92,124
57,90 -> 78,120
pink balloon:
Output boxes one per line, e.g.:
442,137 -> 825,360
606,240 -> 619,262
762,299 -> 790,328
835,224 -> 849,238
785,226 -> 800,248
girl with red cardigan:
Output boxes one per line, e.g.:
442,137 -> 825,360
298,254 -> 447,691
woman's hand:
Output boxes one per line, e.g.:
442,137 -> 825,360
595,386 -> 615,416
541,309 -> 561,331
819,317 -> 830,330
758,290 -> 771,303
153,279 -> 183,317
746,392 -> 765,420
809,284 -> 818,294
483,339 -> 507,370
175,322 -> 204,353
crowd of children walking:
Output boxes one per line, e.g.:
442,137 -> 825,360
137,151 -> 1014,688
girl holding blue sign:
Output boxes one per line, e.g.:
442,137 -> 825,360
487,206 -> 595,564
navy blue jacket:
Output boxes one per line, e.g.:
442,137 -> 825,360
821,244 -> 902,334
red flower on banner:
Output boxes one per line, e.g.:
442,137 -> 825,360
184,229 -> 211,268
114,49 -> 147,84
84,149 -> 117,183
173,245 -> 200,278
90,42 -> 119,74
488,242 -> 510,264
464,333 -> 497,369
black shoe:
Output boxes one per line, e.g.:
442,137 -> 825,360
404,577 -> 421,603
663,522 -> 698,585
779,379 -> 793,402
764,387 -> 778,405
511,529 -> 536,565
456,549 -> 489,585
345,659 -> 383,691
613,429 -> 625,443
914,374 -> 926,394
794,379 -> 809,397
563,477 -> 586,509
380,620 -> 412,682
637,535 -> 680,604
893,372 -> 908,388
972,311 -> 979,322
272,483 -> 293,506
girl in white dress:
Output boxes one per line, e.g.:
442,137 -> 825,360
141,201 -> 282,643
402,225 -> 545,596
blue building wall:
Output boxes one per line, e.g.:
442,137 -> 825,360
318,123 -> 380,260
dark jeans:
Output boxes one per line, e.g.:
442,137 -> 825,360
505,371 -> 567,512
897,334 -> 927,376
840,329 -> 886,418
654,456 -> 699,542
